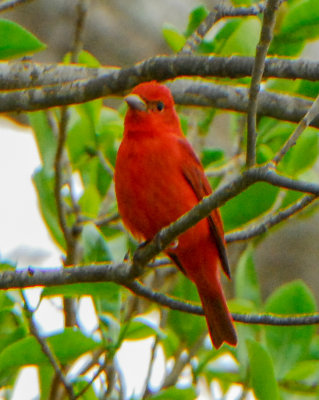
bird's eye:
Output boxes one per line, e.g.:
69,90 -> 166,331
156,101 -> 164,111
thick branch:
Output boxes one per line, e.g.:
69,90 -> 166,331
3,56 -> 319,91
2,56 -> 319,113
170,80 -> 319,128
1,77 -> 318,133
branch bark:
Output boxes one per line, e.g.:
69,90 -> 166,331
2,56 -> 319,113
246,0 -> 281,167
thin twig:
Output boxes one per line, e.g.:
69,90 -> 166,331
162,332 -> 206,388
181,2 -> 265,54
54,108 -> 73,249
226,194 -> 317,243
70,0 -> 89,62
272,92 -> 319,165
127,280 -> 319,326
246,0 -> 282,167
75,362 -> 106,399
22,292 -> 75,399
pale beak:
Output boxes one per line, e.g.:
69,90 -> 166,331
125,94 -> 147,111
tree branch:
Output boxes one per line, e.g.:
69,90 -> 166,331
272,91 -> 319,165
22,292 -> 75,399
169,80 -> 319,128
246,0 -> 281,167
2,55 -> 319,111
127,281 -> 319,326
181,2 -> 266,54
226,194 -> 317,243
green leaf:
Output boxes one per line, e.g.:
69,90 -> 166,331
99,313 -> 121,343
259,120 -> 294,149
284,360 -> 319,381
77,98 -> 103,132
230,299 -> 260,377
162,23 -> 186,52
235,245 -> 261,307
280,128 -> 319,176
216,17 -> 261,56
297,79 -> 319,98
0,328 -> 99,381
82,223 -> 112,263
29,111 -> 57,171
0,260 -> 15,271
0,326 -> 26,356
256,143 -> 274,164
221,183 -> 279,231
67,108 -> 96,168
201,148 -> 224,168
48,328 -> 99,364
247,339 -> 279,400
95,283 -> 121,318
184,5 -> 209,37
161,327 -> 180,358
0,19 -> 46,59
269,0 -> 319,56
167,275 -> 206,347
269,37 -> 304,56
42,281 -> 119,299
39,365 -> 54,400
97,106 -> 124,168
33,168 -> 66,250
123,316 -> 163,341
79,184 -> 102,218
72,378 -> 97,399
265,280 -> 316,378
231,0 -> 255,4
151,387 -> 197,400
279,0 -> 319,41
77,50 -> 101,68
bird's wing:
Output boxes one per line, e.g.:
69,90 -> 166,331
178,138 -> 231,279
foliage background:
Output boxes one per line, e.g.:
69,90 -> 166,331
1,0 -> 319,399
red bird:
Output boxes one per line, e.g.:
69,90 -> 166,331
114,81 -> 237,348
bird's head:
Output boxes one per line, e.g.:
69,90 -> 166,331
123,81 -> 182,137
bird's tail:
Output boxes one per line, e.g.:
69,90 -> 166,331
198,283 -> 237,349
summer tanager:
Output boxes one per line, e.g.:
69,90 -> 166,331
114,81 -> 237,348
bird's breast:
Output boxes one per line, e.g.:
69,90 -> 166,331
115,134 -> 198,240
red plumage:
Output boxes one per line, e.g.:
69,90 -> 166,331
114,81 -> 237,348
